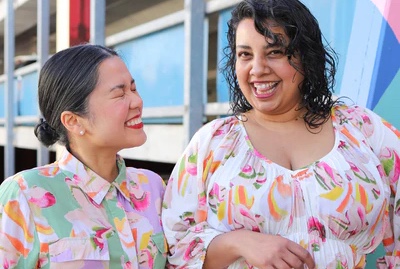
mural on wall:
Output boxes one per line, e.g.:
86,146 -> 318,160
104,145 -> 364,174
368,0 -> 400,128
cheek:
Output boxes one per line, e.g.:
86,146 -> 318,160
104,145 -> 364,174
235,63 -> 248,81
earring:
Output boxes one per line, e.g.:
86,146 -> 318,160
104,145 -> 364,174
79,130 -> 85,136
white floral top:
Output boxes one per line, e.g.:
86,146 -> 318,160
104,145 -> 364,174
162,105 -> 400,269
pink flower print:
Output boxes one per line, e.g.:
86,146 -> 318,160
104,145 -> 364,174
360,114 -> 374,137
239,165 -> 256,179
232,206 -> 260,232
180,211 -> 195,225
130,189 -> 150,211
326,204 -> 369,240
120,255 -> 132,269
209,184 -> 226,202
213,129 -> 225,137
338,140 -> 346,149
187,153 -> 198,176
307,217 -> 326,242
139,249 -> 154,268
242,165 -> 252,173
184,238 -> 205,261
315,162 -> 343,189
28,187 -> 56,208
3,258 -> 17,269
123,262 -> 132,269
72,174 -> 83,183
349,162 -> 360,173
348,161 -> 377,185
92,227 -> 111,250
391,151 -> 400,182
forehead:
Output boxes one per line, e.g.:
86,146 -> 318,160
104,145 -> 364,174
96,57 -> 131,83
236,18 -> 289,43
236,18 -> 289,40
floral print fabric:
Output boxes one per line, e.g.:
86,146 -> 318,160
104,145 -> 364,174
0,150 -> 167,268
162,105 -> 400,269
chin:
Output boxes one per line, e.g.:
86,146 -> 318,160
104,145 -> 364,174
130,133 -> 147,148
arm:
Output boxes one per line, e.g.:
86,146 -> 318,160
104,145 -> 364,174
0,178 -> 40,268
357,110 -> 400,267
204,230 -> 315,269
162,134 -> 223,268
377,120 -> 400,267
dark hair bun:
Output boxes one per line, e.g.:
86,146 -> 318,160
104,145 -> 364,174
34,119 -> 60,147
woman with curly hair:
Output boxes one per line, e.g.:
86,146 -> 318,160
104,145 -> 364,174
162,0 -> 400,268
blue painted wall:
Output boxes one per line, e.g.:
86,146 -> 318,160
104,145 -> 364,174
114,24 -> 185,108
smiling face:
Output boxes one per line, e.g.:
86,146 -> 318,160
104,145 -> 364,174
235,19 -> 304,119
80,56 -> 146,152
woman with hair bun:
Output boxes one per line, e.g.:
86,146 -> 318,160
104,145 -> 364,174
0,44 -> 167,268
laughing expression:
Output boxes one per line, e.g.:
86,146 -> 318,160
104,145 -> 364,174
82,56 -> 147,152
235,19 -> 304,118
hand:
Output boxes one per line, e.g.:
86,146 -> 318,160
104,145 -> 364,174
234,230 -> 315,269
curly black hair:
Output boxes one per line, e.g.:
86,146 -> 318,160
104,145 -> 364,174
222,0 -> 339,128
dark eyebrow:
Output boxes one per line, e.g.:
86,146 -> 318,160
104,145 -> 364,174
110,79 -> 135,92
236,44 -> 281,51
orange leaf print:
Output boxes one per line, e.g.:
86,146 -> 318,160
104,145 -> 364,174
203,151 -> 214,182
36,222 -> 54,235
39,167 -> 60,177
341,126 -> 360,147
40,242 -> 49,253
235,186 -> 254,209
383,120 -> 400,138
382,236 -> 394,247
210,161 -> 221,174
120,181 -> 130,198
5,233 -> 30,257
276,175 -> 291,197
370,200 -> 387,235
355,183 -> 373,213
337,183 -> 353,213
195,209 -> 207,222
267,180 -> 288,221
4,200 -> 34,243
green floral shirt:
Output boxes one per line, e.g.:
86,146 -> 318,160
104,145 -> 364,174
0,150 -> 167,268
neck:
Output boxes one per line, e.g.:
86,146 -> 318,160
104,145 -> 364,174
69,145 -> 119,183
248,108 -> 306,124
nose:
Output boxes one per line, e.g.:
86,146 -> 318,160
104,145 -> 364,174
250,56 -> 270,76
129,91 -> 143,110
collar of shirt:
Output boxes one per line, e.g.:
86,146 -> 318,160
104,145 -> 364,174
57,149 -> 130,205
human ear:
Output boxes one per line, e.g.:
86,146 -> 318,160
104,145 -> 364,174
60,111 -> 85,136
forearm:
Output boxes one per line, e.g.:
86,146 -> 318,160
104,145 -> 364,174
203,230 -> 243,269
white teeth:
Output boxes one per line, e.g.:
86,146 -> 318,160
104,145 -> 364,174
253,82 -> 278,94
253,82 -> 278,89
126,118 -> 142,126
